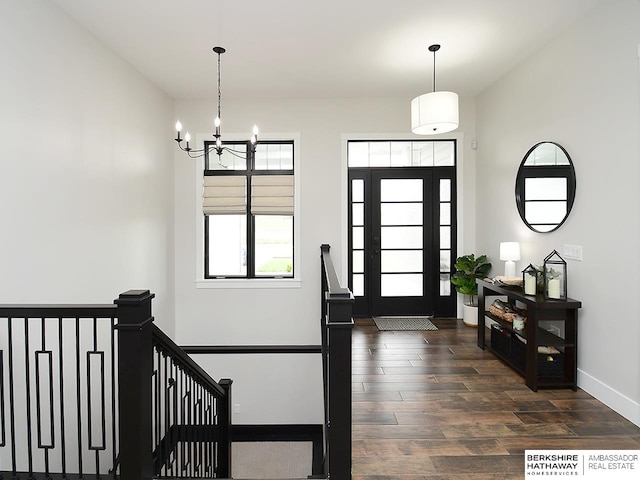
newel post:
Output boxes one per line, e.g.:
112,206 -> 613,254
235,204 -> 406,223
217,378 -> 233,478
115,290 -> 156,480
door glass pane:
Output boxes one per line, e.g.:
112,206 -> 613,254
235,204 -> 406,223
352,274 -> 364,296
381,250 -> 422,273
434,142 -> 455,166
413,142 -> 434,167
207,215 -> 247,276
352,203 -> 364,226
370,142 -> 391,167
254,215 -> 293,277
440,274 -> 451,295
381,203 -> 422,226
380,179 -> 423,202
381,274 -> 423,297
348,143 -> 368,167
440,203 -> 451,225
439,250 -> 451,272
353,250 -> 364,273
440,179 -> 451,202
381,226 -> 422,249
352,179 -> 364,202
352,226 -> 364,249
440,226 -> 451,249
390,142 -> 411,167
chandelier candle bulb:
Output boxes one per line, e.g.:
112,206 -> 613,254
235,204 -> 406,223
175,120 -> 182,141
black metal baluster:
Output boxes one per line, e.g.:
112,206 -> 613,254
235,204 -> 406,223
75,318 -> 84,478
0,348 -> 5,448
24,318 -> 34,476
59,318 -> 67,479
7,319 -> 17,476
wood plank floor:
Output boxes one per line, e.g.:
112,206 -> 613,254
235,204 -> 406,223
352,318 -> 640,479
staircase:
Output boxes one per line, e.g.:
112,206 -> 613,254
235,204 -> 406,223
0,245 -> 353,480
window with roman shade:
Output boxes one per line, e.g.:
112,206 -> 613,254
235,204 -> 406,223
203,140 -> 295,279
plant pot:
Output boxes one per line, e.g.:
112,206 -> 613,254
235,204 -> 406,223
462,303 -> 478,327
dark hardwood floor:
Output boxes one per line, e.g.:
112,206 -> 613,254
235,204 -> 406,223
352,318 -> 640,479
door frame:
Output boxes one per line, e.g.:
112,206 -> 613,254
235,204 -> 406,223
341,134 -> 464,318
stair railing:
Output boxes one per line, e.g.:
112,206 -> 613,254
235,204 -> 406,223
320,244 -> 354,479
0,290 -> 232,480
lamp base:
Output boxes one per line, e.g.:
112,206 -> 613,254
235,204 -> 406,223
504,261 -> 516,278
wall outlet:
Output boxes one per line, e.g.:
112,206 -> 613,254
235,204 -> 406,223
563,244 -> 583,261
234,404 -> 241,414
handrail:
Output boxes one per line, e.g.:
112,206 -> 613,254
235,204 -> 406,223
320,244 -> 351,298
151,324 -> 226,397
0,304 -> 116,318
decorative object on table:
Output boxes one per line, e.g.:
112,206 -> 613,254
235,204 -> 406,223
522,263 -> 539,296
543,250 -> 567,300
499,242 -> 521,277
488,299 -> 527,325
493,276 -> 523,287
451,254 -> 492,327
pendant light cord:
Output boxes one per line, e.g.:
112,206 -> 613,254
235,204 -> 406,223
217,50 -> 222,121
432,48 -> 436,92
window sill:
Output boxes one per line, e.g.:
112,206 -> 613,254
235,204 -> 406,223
196,278 -> 302,289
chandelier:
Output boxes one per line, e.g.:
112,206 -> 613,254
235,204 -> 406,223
174,46 -> 259,159
411,44 -> 459,135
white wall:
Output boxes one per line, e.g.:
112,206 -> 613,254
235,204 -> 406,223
174,95 -> 477,423
0,0 -> 175,333
476,0 -> 640,425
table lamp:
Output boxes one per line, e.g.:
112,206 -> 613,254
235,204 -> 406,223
500,242 -> 521,277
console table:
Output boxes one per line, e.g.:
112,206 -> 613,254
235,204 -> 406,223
476,279 -> 581,391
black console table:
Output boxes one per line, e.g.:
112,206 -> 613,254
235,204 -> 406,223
477,279 -> 581,391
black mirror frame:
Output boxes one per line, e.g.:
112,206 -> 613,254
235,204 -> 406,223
515,141 -> 576,233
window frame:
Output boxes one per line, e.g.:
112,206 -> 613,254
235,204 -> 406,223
195,132 -> 301,289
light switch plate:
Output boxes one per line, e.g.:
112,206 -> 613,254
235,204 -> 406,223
563,244 -> 583,261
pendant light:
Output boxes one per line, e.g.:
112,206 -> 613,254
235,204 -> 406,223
174,47 -> 258,159
411,44 -> 459,135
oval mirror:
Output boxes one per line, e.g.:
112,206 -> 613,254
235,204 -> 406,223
515,142 -> 576,233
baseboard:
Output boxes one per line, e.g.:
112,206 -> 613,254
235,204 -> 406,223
578,368 -> 640,427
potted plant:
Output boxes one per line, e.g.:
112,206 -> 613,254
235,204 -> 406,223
451,254 -> 492,327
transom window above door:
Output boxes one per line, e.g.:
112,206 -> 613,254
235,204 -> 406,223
348,140 -> 455,168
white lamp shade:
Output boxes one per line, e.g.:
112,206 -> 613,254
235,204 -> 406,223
411,91 -> 459,135
500,242 -> 521,261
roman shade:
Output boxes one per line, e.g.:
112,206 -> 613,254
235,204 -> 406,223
203,176 -> 247,215
251,175 -> 294,215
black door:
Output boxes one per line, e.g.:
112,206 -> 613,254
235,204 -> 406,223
349,166 -> 456,317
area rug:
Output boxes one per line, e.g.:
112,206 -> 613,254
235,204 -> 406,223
373,316 -> 438,331
232,441 -> 312,479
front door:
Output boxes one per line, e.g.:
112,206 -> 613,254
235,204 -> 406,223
347,140 -> 457,318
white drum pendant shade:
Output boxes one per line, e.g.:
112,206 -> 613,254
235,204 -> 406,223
411,91 -> 459,135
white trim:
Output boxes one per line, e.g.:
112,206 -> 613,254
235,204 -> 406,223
194,132 -> 302,288
578,368 -> 640,427
340,131 -> 465,297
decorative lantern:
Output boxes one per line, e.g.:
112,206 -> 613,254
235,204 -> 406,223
522,264 -> 538,296
543,250 -> 567,300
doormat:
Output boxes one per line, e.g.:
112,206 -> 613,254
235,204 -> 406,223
373,316 -> 438,331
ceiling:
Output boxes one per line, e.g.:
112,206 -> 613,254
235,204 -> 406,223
50,0 -> 602,101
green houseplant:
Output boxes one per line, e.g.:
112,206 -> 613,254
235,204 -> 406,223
451,254 -> 492,326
